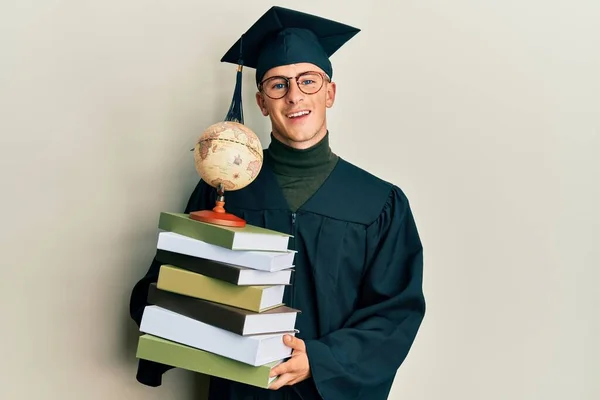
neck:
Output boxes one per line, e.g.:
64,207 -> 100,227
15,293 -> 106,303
267,131 -> 335,177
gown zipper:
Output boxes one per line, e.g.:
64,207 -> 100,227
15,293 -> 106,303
289,212 -> 306,400
289,212 -> 297,308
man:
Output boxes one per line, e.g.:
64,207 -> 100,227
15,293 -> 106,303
129,6 -> 425,400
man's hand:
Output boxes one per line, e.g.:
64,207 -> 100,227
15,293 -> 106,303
268,334 -> 311,390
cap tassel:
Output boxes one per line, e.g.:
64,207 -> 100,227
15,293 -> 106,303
224,64 -> 244,123
224,33 -> 245,124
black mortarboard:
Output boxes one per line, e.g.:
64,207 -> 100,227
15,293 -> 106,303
221,6 -> 360,85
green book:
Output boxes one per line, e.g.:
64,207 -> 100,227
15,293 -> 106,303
158,212 -> 291,251
136,334 -> 282,389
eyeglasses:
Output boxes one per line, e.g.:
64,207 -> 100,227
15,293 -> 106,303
258,71 -> 329,99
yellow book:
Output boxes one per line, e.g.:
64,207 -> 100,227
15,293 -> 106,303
157,265 -> 285,312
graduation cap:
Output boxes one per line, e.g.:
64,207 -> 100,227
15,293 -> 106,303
221,6 -> 360,123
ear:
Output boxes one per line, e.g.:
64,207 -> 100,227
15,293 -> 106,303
325,81 -> 336,108
255,92 -> 269,116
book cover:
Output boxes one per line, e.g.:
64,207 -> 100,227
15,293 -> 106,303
157,265 -> 285,312
148,283 -> 299,336
158,212 -> 292,251
157,231 -> 295,272
140,306 -> 295,366
136,334 -> 283,389
155,249 -> 293,286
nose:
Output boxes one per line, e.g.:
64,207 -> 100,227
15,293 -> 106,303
285,80 -> 304,104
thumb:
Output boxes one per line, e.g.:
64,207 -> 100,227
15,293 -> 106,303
284,335 -> 305,352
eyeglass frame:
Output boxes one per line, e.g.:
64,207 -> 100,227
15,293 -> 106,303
258,71 -> 331,99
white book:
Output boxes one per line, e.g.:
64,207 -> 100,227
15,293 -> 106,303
236,267 -> 293,286
157,232 -> 296,272
140,305 -> 294,366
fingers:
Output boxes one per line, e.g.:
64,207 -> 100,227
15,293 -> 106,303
268,368 -> 309,390
270,362 -> 287,377
268,373 -> 294,390
270,356 -> 299,377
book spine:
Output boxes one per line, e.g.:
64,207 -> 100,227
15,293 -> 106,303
157,232 -> 281,272
158,212 -> 235,249
147,284 -> 247,335
140,306 -> 292,366
136,335 -> 275,389
155,249 -> 241,284
157,265 -> 264,312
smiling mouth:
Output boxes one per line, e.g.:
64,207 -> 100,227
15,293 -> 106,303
286,110 -> 311,119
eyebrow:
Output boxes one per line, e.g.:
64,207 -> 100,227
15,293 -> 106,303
265,71 -> 311,79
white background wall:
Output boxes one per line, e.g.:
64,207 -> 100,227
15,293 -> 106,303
1,1 -> 598,399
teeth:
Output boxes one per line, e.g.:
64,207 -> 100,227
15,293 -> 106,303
287,111 -> 309,118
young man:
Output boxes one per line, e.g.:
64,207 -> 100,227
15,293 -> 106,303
129,6 -> 426,400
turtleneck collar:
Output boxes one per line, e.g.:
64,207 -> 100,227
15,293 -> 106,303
267,131 -> 336,177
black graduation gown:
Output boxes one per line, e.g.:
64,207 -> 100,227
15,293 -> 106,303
129,151 -> 426,400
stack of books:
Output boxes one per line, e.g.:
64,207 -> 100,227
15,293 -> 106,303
134,212 -> 299,389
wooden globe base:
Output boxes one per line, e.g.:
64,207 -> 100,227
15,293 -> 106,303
189,201 -> 246,227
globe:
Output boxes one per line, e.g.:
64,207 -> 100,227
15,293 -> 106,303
193,121 -> 263,192
190,120 -> 263,227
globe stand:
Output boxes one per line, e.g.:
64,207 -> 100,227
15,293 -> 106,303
189,184 -> 246,227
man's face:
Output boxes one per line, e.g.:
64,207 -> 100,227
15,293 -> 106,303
255,62 -> 336,149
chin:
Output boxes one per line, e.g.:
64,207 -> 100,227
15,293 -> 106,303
284,124 -> 324,140
282,128 -> 320,143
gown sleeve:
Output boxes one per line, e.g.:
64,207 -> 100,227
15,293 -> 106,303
303,185 -> 426,399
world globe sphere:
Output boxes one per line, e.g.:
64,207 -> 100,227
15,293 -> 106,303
193,121 -> 263,192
